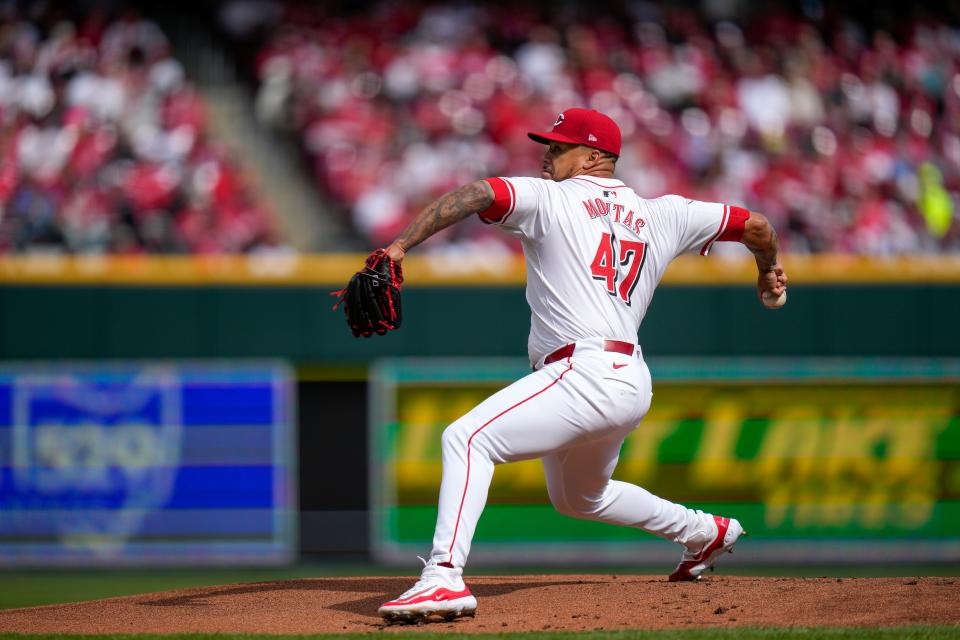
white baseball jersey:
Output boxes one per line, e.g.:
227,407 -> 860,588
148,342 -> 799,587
480,175 -> 747,367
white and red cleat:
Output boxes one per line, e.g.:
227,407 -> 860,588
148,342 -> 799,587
668,515 -> 745,582
378,561 -> 477,623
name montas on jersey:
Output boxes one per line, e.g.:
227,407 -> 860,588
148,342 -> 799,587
581,193 -> 646,235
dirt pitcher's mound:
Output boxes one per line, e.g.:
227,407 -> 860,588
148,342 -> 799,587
1,575 -> 958,634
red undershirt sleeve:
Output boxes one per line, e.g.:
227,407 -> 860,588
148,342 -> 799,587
717,205 -> 750,242
478,177 -> 514,224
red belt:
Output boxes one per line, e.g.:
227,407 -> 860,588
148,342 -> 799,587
542,339 -> 635,367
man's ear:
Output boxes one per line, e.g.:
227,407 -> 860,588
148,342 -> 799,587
583,149 -> 601,168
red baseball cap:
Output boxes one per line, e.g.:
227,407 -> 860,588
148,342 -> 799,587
528,108 -> 622,156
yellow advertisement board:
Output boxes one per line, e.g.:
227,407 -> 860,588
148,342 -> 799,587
371,359 -> 960,564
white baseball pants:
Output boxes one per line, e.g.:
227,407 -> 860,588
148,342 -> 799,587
429,338 -> 715,567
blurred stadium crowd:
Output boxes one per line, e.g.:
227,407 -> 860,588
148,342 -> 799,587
240,0 -> 960,255
3,1 -> 960,255
0,4 -> 278,254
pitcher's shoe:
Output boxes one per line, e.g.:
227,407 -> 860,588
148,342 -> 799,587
379,561 -> 477,623
669,515 -> 745,582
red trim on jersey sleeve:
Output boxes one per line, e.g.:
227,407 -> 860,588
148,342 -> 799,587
478,177 -> 514,224
699,204 -> 730,256
717,205 -> 749,242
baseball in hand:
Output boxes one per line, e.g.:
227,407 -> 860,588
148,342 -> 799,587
761,289 -> 787,309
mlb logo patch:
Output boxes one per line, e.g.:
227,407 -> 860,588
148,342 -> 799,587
603,190 -> 617,198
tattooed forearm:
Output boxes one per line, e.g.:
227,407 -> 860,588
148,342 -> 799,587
749,225 -> 779,272
741,212 -> 780,272
393,180 -> 494,253
757,226 -> 779,271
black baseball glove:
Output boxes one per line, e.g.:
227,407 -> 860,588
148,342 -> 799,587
331,249 -> 403,337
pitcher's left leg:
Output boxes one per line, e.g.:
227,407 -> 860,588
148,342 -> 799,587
543,431 -> 744,580
543,431 -> 714,543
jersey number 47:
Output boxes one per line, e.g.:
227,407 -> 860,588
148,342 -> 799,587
590,232 -> 647,306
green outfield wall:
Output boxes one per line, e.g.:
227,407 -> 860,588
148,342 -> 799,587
2,284 -> 959,360
4,256 -> 960,563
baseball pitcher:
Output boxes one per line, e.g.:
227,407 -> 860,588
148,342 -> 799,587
343,108 -> 788,622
